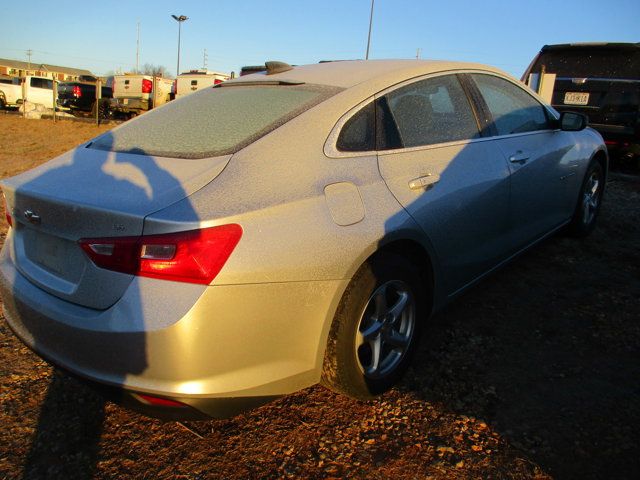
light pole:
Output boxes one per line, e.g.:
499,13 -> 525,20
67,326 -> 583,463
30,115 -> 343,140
171,14 -> 188,77
365,0 -> 374,60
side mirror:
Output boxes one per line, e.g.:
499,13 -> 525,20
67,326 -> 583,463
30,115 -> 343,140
559,111 -> 588,131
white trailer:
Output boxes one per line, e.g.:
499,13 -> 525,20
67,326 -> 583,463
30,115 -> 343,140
174,70 -> 230,99
111,74 -> 174,118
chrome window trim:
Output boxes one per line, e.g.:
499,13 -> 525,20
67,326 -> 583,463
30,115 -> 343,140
324,69 -> 559,159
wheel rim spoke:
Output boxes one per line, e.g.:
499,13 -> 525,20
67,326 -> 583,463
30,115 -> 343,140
358,320 -> 383,343
365,335 -> 383,376
387,292 -> 409,325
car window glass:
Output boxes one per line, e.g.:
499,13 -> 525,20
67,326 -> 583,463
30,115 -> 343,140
337,102 -> 375,152
91,84 -> 342,159
472,74 -> 550,135
383,75 -> 479,148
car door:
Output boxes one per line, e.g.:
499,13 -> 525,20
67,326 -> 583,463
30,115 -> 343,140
375,73 -> 512,295
468,73 -> 579,249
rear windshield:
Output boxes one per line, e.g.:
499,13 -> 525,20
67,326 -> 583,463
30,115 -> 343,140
90,84 -> 340,158
530,47 -> 640,79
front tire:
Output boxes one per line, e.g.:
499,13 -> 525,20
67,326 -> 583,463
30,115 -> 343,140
321,254 -> 425,399
566,159 -> 604,237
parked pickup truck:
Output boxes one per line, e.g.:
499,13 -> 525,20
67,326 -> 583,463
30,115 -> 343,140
0,75 -> 55,109
57,81 -> 113,117
110,74 -> 173,118
174,70 -> 229,99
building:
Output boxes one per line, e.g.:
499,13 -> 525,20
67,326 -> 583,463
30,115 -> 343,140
0,58 -> 95,81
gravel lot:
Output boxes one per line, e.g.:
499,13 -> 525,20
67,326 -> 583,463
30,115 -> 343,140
0,116 -> 639,479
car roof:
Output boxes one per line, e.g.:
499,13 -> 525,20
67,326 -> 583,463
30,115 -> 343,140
541,42 -> 640,52
225,59 -> 510,89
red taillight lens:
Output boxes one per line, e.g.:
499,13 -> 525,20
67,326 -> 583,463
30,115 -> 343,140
214,79 -> 223,85
141,79 -> 152,94
3,195 -> 11,228
135,393 -> 188,408
72,85 -> 82,97
79,224 -> 242,284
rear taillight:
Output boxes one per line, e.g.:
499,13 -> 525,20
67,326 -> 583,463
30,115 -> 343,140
141,79 -> 153,94
3,195 -> 11,228
79,224 -> 242,284
173,79 -> 178,95
72,85 -> 82,98
214,79 -> 223,85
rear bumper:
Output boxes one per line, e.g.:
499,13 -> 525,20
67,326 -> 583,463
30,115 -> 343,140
0,234 -> 347,419
110,98 -> 151,112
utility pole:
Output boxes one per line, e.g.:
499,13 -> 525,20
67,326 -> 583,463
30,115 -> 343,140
136,22 -> 140,73
416,48 -> 421,60
203,49 -> 208,70
365,0 -> 375,60
26,49 -> 33,70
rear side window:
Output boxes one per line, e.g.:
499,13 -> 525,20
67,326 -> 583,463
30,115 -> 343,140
30,78 -> 53,89
91,84 -> 341,158
383,75 -> 479,148
472,74 -> 550,136
337,102 -> 375,152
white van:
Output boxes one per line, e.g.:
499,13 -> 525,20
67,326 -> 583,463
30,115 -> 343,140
175,70 -> 230,99
0,76 -> 55,109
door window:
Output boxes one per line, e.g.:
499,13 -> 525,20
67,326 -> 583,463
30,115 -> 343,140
471,74 -> 550,136
383,75 -> 480,148
30,77 -> 53,89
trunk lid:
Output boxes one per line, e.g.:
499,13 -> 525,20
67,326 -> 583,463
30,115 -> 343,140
1,143 -> 231,309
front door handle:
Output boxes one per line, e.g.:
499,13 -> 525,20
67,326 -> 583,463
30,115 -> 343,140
509,151 -> 530,164
408,173 -> 440,190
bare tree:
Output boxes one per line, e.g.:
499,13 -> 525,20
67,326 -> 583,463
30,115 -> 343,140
142,64 -> 172,78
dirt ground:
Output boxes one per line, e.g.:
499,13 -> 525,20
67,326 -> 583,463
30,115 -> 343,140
0,115 -> 638,479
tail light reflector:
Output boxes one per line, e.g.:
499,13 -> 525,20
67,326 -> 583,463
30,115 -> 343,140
135,393 -> 188,408
79,224 -> 242,285
141,78 -> 153,94
214,79 -> 223,85
72,85 -> 82,97
3,195 -> 11,227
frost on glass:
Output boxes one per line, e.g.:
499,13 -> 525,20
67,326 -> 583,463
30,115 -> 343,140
91,85 -> 337,159
386,75 -> 479,147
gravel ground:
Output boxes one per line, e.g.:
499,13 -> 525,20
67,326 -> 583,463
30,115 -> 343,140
0,116 -> 639,479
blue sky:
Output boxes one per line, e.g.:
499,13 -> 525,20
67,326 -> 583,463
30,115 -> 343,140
1,0 -> 638,78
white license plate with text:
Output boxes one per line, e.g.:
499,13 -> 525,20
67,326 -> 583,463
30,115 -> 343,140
564,92 -> 589,105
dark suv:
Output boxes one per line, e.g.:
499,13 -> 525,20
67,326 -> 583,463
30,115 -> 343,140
523,43 -> 640,162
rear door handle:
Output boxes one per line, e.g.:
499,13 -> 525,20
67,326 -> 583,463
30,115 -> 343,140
409,173 -> 440,190
509,151 -> 530,164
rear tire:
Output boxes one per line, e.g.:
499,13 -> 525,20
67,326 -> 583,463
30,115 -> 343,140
566,159 -> 604,237
321,253 -> 425,399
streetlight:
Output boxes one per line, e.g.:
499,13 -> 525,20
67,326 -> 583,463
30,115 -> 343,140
171,14 -> 188,77
365,0 -> 375,60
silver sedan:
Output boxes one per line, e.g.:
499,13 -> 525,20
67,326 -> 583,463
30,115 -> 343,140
0,60 -> 607,419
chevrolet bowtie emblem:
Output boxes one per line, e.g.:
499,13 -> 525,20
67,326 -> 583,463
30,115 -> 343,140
24,210 -> 41,225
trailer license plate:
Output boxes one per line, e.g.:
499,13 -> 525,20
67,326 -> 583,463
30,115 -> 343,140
564,92 -> 589,105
